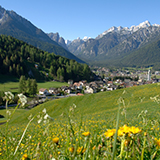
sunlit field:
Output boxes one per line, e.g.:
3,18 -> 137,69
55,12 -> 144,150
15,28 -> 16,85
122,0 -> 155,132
1,83 -> 160,159
0,79 -> 68,94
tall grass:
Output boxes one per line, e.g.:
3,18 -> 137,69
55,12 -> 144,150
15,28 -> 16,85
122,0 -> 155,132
0,84 -> 160,159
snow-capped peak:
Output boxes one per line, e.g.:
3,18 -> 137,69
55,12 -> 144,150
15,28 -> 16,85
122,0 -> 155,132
96,26 -> 123,39
96,20 -> 159,39
153,23 -> 160,27
138,20 -> 151,28
128,20 -> 151,32
65,39 -> 72,45
83,36 -> 91,41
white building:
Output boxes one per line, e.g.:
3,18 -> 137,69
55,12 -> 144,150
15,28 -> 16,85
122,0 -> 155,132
147,69 -> 151,81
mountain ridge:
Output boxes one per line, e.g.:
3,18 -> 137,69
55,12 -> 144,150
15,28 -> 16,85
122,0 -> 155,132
0,6 -> 84,63
65,20 -> 160,67
1,5 -> 160,68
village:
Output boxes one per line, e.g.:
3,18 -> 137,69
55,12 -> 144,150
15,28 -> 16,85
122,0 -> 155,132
38,67 -> 160,97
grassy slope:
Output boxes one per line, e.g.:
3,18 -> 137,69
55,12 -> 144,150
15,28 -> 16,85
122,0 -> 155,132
1,83 -> 160,127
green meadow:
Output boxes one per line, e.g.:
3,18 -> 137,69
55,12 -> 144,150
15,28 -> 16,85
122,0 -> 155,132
0,74 -> 68,94
1,83 -> 160,159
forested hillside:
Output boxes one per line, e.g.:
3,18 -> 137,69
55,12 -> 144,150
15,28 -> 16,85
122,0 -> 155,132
0,6 -> 84,63
120,39 -> 160,68
0,35 -> 94,82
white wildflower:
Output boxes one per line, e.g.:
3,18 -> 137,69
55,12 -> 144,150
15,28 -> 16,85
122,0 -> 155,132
42,108 -> 46,114
69,107 -> 73,111
122,90 -> 126,94
139,97 -> 145,102
60,113 -> 64,117
28,114 -> 32,120
73,104 -> 76,108
38,117 -> 42,124
43,120 -> 47,124
3,91 -> 14,101
44,114 -> 49,120
6,110 -> 11,116
144,110 -> 148,114
150,95 -> 160,104
18,93 -> 27,106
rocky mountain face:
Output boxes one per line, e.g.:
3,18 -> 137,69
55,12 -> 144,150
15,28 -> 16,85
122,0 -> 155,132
47,32 -> 68,50
67,37 -> 91,55
0,6 -> 58,45
66,21 -> 160,65
65,39 -> 72,45
0,6 -> 84,63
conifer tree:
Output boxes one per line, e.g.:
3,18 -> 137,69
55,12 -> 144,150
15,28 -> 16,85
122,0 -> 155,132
19,75 -> 26,94
31,79 -> 37,95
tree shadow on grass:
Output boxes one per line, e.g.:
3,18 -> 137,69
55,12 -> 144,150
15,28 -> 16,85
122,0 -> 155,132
0,74 -> 19,83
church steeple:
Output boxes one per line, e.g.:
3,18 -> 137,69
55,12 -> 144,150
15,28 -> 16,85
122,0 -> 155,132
147,68 -> 151,81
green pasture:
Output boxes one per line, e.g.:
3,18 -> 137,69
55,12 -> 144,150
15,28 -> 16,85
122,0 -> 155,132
1,83 -> 160,159
0,74 -> 68,93
1,83 -> 160,126
37,81 -> 68,89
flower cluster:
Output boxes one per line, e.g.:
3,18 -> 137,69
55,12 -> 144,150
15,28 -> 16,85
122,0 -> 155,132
104,125 -> 141,138
18,93 -> 27,107
118,125 -> 141,136
3,91 -> 14,102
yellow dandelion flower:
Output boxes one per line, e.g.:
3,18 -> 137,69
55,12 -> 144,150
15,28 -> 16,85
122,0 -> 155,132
130,126 -> 141,134
77,147 -> 83,154
82,132 -> 90,136
118,129 -> 124,136
104,129 -> 116,138
155,138 -> 160,147
120,125 -> 130,134
92,146 -> 96,150
82,148 -> 86,153
21,143 -> 24,147
69,147 -> 74,153
22,153 -> 29,160
52,137 -> 59,144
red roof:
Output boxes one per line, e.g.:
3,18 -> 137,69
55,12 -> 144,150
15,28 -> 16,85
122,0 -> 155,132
108,81 -> 113,84
39,88 -> 47,92
73,82 -> 81,86
77,93 -> 84,96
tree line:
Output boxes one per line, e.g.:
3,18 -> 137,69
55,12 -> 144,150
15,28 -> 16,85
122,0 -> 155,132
0,35 -> 94,82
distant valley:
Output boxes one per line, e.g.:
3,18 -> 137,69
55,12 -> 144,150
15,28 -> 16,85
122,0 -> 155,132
51,21 -> 160,69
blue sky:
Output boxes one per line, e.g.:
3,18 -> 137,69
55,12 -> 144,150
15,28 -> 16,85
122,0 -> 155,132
1,0 -> 160,41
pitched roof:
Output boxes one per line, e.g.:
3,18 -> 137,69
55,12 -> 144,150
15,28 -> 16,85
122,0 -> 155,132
39,88 -> 47,92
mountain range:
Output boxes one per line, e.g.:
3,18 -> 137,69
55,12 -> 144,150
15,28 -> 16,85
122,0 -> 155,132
1,5 -> 160,68
0,6 -> 84,63
62,20 -> 160,67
